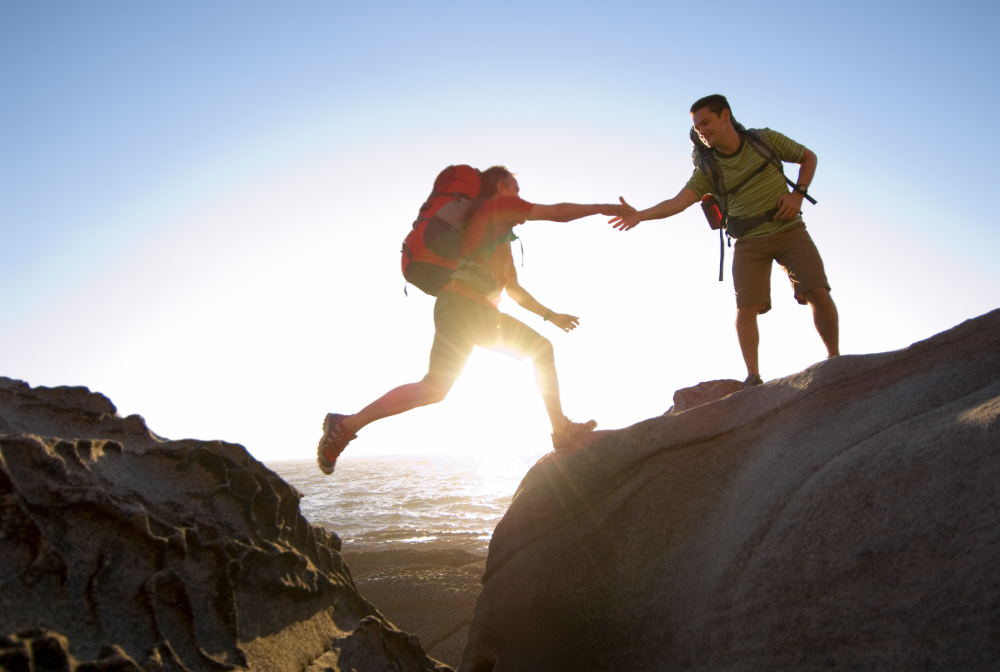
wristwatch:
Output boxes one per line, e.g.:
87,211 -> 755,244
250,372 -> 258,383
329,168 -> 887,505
793,183 -> 809,195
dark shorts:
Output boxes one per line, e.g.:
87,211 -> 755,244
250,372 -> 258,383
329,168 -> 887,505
732,223 -> 831,313
422,291 -> 547,391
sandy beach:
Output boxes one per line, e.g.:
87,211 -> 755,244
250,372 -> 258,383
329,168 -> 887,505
343,547 -> 487,668
265,455 -> 531,668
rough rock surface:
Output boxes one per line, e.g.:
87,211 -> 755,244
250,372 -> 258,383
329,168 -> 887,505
664,378 -> 743,415
460,310 -> 1000,672
0,378 -> 449,672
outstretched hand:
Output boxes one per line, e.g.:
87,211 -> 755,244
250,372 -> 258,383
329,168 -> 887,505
598,196 -> 637,218
609,197 -> 642,231
549,313 -> 581,332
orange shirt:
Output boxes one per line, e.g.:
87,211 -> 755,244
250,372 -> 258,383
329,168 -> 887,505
440,196 -> 533,308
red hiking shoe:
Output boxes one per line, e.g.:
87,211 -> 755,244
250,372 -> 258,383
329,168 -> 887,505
316,413 -> 357,475
551,418 -> 597,452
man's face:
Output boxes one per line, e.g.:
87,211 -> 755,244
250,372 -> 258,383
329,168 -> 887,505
692,107 -> 730,148
498,175 -> 520,197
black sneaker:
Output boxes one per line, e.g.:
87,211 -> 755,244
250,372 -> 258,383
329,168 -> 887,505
741,373 -> 763,389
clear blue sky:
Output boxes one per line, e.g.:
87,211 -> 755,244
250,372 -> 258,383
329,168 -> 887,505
3,1 -> 998,461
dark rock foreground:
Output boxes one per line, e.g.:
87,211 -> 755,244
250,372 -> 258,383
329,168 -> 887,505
460,309 -> 1000,671
0,379 -> 448,671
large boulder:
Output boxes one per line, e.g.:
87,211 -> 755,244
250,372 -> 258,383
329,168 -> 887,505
0,378 -> 449,671
460,309 -> 1000,671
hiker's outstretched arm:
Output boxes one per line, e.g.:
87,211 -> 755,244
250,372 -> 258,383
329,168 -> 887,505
775,148 -> 817,220
610,188 -> 700,231
528,198 -> 633,223
505,268 -> 580,332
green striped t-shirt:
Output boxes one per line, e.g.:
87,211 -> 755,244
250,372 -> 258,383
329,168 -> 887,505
684,128 -> 806,238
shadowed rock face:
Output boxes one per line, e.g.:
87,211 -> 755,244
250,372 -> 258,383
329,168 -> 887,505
460,309 -> 1000,672
0,379 -> 449,672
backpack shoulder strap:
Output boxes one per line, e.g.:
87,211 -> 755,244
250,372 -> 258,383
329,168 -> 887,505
698,152 -> 730,224
740,127 -> 818,204
741,128 -> 785,175
700,152 -> 726,202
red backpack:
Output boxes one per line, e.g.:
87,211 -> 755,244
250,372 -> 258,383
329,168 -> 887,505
400,165 -> 483,296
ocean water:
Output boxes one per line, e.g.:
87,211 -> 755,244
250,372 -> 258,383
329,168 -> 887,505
266,454 -> 541,553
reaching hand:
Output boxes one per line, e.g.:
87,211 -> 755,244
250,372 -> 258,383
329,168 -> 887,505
599,196 -> 637,218
775,191 -> 804,220
616,196 -> 637,216
549,313 -> 581,332
609,197 -> 642,231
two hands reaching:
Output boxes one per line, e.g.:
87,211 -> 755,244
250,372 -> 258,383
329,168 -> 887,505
609,197 -> 641,231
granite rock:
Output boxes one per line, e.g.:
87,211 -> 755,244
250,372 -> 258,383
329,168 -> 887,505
664,378 -> 743,415
460,309 -> 1000,672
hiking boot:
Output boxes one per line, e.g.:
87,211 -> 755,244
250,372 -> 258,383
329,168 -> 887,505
316,413 -> 357,475
742,373 -> 763,390
551,418 -> 598,452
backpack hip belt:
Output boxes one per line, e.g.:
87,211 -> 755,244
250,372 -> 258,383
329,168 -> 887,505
449,259 -> 499,296
725,206 -> 780,239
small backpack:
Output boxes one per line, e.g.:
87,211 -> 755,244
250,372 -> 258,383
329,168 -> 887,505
400,165 -> 483,296
691,122 -> 817,281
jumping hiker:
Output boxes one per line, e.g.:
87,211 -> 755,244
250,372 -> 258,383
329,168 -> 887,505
610,95 -> 839,388
317,165 -> 633,474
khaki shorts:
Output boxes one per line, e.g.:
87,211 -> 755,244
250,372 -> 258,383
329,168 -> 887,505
423,291 -> 547,391
732,223 -> 830,313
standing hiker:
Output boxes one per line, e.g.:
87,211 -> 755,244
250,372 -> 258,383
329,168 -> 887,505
316,165 -> 633,474
610,94 -> 839,388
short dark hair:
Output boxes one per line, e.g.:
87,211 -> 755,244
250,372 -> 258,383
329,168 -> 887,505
690,94 -> 731,117
480,165 -> 514,198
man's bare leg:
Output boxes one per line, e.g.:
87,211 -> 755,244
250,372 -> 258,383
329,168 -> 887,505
527,338 -> 593,435
802,287 -> 840,358
340,382 -> 449,435
529,338 -> 567,431
736,304 -> 764,376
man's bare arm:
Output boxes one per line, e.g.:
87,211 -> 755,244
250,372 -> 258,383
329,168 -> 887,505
609,188 -> 700,231
505,268 -> 580,332
775,148 -> 817,220
528,198 -> 632,223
